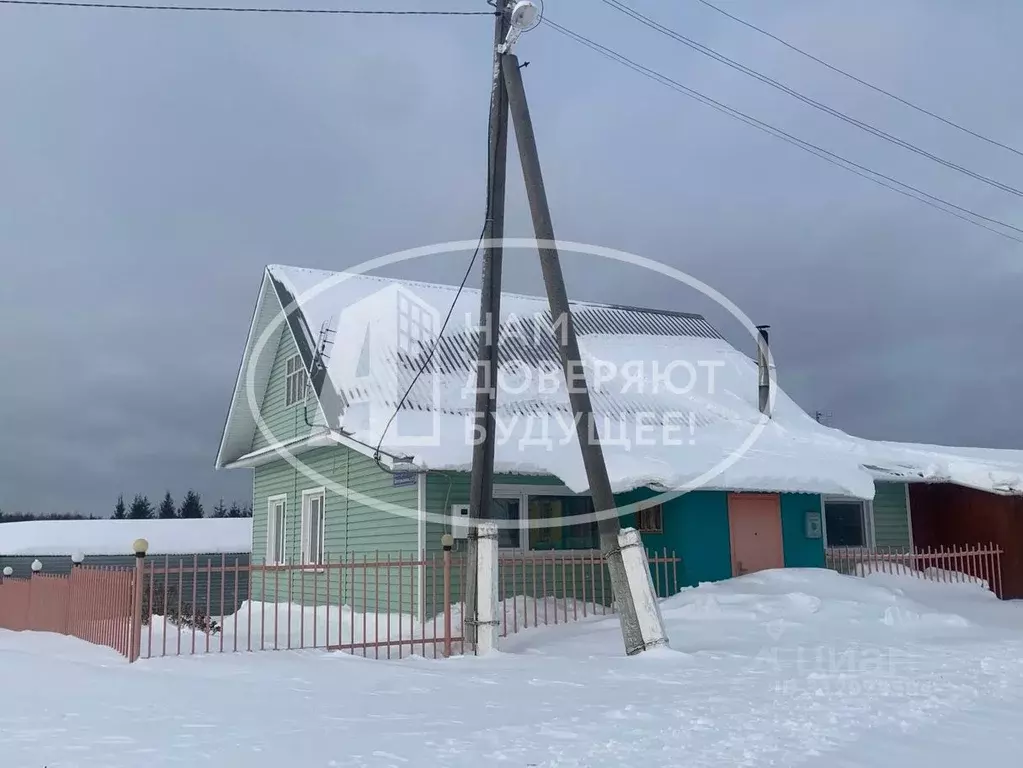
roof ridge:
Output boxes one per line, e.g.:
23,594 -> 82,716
266,264 -> 709,322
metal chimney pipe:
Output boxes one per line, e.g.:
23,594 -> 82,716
756,325 -> 771,418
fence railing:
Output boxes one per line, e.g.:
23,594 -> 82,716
825,543 -> 1003,598
0,566 -> 135,656
139,553 -> 464,661
495,549 -> 680,638
0,546 -> 681,661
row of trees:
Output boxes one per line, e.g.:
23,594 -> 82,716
0,511 -> 99,523
113,491 -> 252,520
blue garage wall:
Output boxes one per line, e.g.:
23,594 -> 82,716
616,488 -> 732,589
780,493 -> 825,568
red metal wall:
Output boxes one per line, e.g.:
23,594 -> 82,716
909,483 -> 1023,599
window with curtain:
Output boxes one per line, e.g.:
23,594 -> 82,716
527,495 -> 600,551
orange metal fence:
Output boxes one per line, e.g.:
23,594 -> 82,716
137,552 -> 464,661
825,543 -> 1004,598
0,566 -> 135,656
1,548 -> 681,662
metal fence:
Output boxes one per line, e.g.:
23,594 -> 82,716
0,547 -> 681,662
139,553 -> 464,660
0,566 -> 136,656
825,543 -> 1004,598
495,549 -> 680,638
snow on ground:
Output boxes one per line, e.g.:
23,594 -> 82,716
141,596 -> 604,658
4,569 -> 1023,767
0,518 -> 252,556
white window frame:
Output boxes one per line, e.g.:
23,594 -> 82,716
821,495 -> 875,549
266,494 -> 288,565
493,484 -> 601,554
285,353 -> 308,407
300,487 -> 326,565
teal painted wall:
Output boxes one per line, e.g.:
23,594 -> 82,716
617,489 -> 733,588
780,493 -> 826,568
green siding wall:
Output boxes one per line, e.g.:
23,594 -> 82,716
251,445 -> 419,613
250,327 -> 316,452
780,493 -> 826,568
872,482 -> 911,550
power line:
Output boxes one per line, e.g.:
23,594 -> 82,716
600,0 -> 1023,199
692,0 -> 1023,160
0,0 -> 493,14
542,18 -> 1023,244
373,36 -> 505,461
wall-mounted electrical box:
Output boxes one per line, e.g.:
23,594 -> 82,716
805,510 -> 823,539
451,504 -> 471,539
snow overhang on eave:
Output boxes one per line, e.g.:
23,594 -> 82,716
221,431 -> 336,469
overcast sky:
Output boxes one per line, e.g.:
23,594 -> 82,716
1,0 -> 1020,517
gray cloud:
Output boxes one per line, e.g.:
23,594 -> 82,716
1,0 -> 1020,515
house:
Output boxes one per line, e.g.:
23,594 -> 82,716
0,518 -> 252,615
216,265 -> 1023,616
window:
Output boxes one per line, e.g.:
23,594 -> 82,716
528,495 -> 600,551
493,498 -> 521,549
285,354 -> 307,407
492,489 -> 601,552
301,489 -> 325,565
824,499 -> 869,547
267,495 -> 287,565
636,504 -> 663,534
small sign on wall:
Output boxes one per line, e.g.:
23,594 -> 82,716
805,510 -> 823,539
392,471 -> 417,488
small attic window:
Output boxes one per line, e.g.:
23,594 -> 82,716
285,354 -> 308,407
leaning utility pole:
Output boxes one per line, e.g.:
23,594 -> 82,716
463,0 -> 511,648
502,50 -> 657,654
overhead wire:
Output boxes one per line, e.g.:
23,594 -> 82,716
599,0 -> 1023,199
542,18 -> 1023,244
0,0 -> 493,14
691,0 -> 1023,160
372,34 -> 504,464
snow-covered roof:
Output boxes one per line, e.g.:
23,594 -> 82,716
216,265 -> 1023,500
0,518 -> 252,557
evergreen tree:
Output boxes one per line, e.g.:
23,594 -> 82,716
212,498 -> 228,518
242,503 -> 252,518
158,491 -> 177,519
128,494 -> 154,520
178,490 -> 204,519
113,494 -> 127,520
227,501 -> 241,518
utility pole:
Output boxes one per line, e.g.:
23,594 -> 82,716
501,51 -> 656,654
463,0 -> 511,649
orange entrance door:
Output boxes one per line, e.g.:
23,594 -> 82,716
727,493 -> 784,577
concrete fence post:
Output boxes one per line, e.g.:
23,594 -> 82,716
617,528 -> 669,655
475,522 -> 499,655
